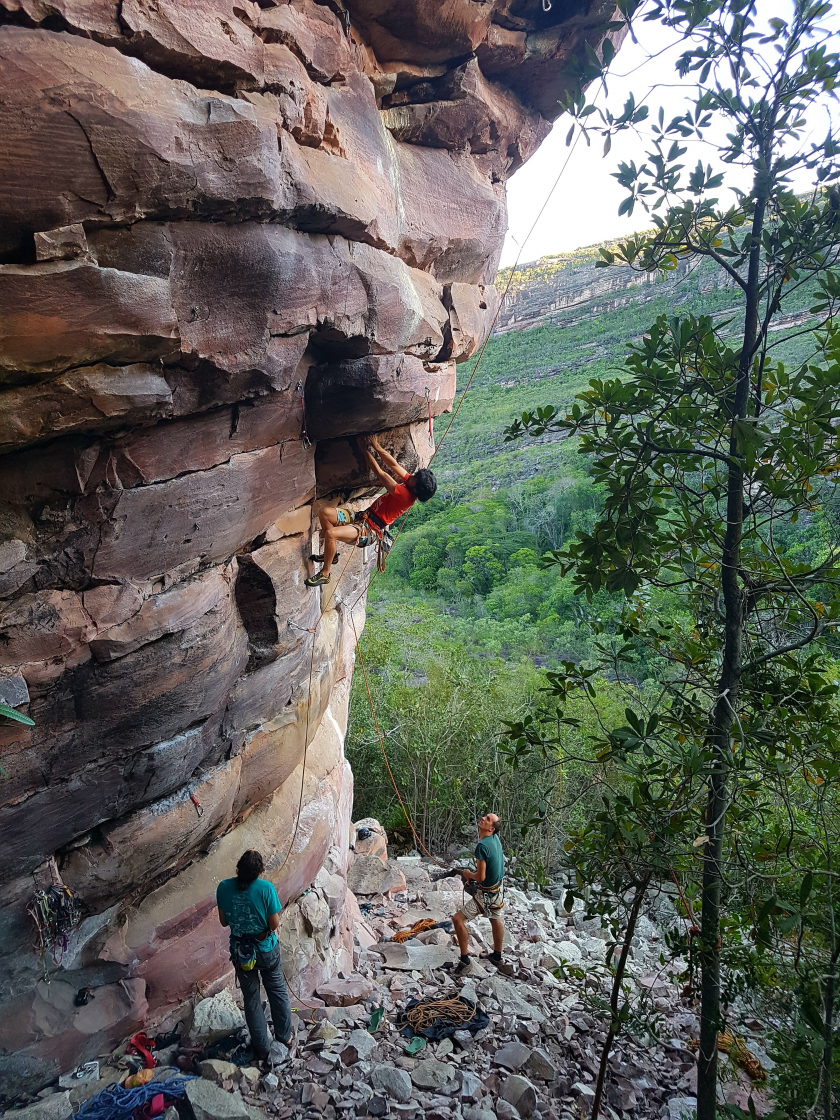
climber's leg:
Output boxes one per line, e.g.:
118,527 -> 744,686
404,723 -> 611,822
258,944 -> 292,1047
306,521 -> 361,587
238,959 -> 271,1058
322,522 -> 364,574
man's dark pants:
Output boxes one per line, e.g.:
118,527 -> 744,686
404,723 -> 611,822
235,943 -> 292,1054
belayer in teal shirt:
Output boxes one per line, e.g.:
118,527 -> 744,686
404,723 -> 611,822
451,812 -> 507,974
217,850 -> 291,1059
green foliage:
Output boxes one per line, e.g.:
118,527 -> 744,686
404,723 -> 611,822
503,0 -> 840,1114
0,703 -> 34,727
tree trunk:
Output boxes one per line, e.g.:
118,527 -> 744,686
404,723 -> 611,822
592,876 -> 652,1119
823,942 -> 840,1120
696,178 -> 768,1120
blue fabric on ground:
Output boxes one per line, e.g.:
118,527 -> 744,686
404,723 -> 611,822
74,1074 -> 198,1120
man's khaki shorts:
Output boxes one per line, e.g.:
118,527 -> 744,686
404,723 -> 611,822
460,891 -> 505,924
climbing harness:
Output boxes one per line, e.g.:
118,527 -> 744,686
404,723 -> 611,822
27,883 -> 80,963
126,1032 -> 156,1069
229,930 -> 271,972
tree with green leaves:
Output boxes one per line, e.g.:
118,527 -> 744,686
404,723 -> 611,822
506,0 -> 840,1114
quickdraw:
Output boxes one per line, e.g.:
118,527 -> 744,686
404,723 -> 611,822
297,379 -> 311,450
287,617 -> 318,635
190,794 -> 204,818
27,883 -> 80,964
425,386 -> 434,447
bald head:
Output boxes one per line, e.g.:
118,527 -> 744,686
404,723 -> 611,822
478,812 -> 500,838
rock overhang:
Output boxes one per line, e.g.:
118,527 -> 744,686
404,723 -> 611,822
0,0 -> 624,1094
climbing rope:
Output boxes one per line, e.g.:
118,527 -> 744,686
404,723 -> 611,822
74,1076 -> 198,1120
275,536 -> 361,878
391,918 -> 439,943
333,126 -> 593,849
350,609 -> 444,865
402,995 -> 475,1034
277,99 -> 596,983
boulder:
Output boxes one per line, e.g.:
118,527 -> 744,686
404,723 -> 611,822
185,1079 -> 249,1120
341,1028 -> 378,1064
189,989 -> 246,1044
485,977 -> 546,1023
501,1074 -> 538,1118
347,855 -> 406,897
525,919 -> 547,943
200,1059 -> 240,1084
315,975 -> 374,1007
459,1070 -> 483,1102
370,1065 -> 413,1103
376,942 -> 459,971
2,1095 -> 73,1120
572,1082 -> 596,1105
411,1057 -> 457,1091
529,898 -> 556,924
494,1041 -> 532,1071
667,1098 -> 697,1120
524,1049 -> 557,1081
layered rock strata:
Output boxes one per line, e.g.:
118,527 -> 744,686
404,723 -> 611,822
0,0 -> 622,1093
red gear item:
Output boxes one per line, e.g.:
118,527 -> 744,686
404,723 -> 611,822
368,481 -> 415,527
134,1092 -> 165,1120
127,1031 -> 156,1068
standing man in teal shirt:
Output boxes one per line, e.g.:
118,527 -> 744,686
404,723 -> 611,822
217,850 -> 291,1059
451,812 -> 506,974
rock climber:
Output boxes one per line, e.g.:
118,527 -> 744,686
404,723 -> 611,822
216,850 -> 292,1061
305,433 -> 437,587
451,812 -> 507,975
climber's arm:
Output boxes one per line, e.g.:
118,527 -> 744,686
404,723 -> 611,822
218,908 -> 228,927
362,440 -> 400,494
368,435 -> 410,482
461,860 -> 486,884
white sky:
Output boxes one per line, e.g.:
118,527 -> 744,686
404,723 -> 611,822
500,8 -> 840,268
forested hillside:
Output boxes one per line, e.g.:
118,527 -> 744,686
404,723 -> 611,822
347,240 -> 828,852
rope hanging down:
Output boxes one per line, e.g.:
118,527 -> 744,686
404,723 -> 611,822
330,123 -> 590,861
280,109 -> 592,944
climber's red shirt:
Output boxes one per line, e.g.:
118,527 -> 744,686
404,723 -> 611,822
367,481 -> 415,527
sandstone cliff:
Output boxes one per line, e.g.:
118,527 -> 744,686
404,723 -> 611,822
0,0 -> 622,1094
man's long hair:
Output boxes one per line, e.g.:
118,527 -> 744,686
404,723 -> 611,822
235,850 -> 264,891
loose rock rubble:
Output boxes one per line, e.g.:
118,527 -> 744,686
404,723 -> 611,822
6,850 -> 777,1120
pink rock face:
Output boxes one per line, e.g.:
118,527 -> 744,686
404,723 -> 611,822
0,0 -> 622,1093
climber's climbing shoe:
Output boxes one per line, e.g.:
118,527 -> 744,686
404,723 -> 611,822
309,553 -> 340,563
305,571 -> 331,587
